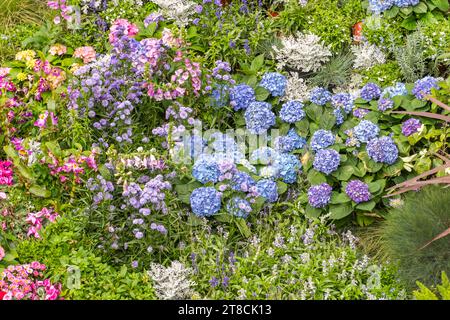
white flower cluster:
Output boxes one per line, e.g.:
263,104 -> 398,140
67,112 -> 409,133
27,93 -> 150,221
148,261 -> 196,300
351,43 -> 386,70
273,32 -> 332,73
151,0 -> 196,27
282,72 -> 310,102
79,0 -> 144,14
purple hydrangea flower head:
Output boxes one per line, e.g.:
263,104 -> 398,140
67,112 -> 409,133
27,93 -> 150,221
190,187 -> 222,216
256,179 -> 278,203
229,84 -> 255,111
402,118 -> 422,136
259,72 -> 287,97
345,180 -> 371,203
279,100 -> 305,123
275,153 -> 301,184
366,136 -> 398,164
144,13 -> 165,27
227,197 -> 252,218
231,171 -> 256,192
276,128 -> 307,153
308,183 -> 332,208
192,156 -> 220,184
360,83 -> 382,101
331,93 -> 354,114
310,130 -> 335,152
244,101 -> 276,134
353,108 -> 370,118
378,98 -> 394,112
313,149 -> 340,175
412,76 -> 440,100
353,120 -> 380,143
309,87 -> 332,106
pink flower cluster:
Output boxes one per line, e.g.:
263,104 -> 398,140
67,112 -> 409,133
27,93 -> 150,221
47,0 -> 73,25
146,57 -> 203,101
0,261 -> 61,300
0,75 -> 16,94
0,246 -> 4,261
26,207 -> 59,239
73,46 -> 97,64
49,44 -> 67,56
47,151 -> 98,183
0,160 -> 13,186
34,110 -> 58,129
109,19 -> 139,43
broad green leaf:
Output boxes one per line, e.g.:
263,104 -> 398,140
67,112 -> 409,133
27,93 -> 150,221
330,192 -> 351,204
277,181 -> 288,195
250,54 -> 265,72
307,170 -> 327,185
329,203 -> 353,220
431,0 -> 449,11
255,86 -> 269,101
356,200 -> 376,211
413,2 -> 428,13
29,185 -> 51,198
332,165 -> 354,181
401,16 -> 417,30
305,204 -> 322,218
384,6 -> 399,18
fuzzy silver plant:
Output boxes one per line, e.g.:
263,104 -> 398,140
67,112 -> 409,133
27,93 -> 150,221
351,43 -> 386,70
272,32 -> 332,73
282,72 -> 310,102
151,0 -> 196,27
148,261 -> 196,300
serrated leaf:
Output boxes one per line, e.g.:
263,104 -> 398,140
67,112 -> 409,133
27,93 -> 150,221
332,165 -> 354,181
401,16 -> 417,30
307,170 -> 327,185
329,203 -> 353,220
305,204 -> 322,218
330,192 -> 351,204
356,200 -> 376,211
255,86 -> 269,101
431,0 -> 449,11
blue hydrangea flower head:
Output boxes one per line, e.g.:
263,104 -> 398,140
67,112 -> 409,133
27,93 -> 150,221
333,108 -> 344,125
412,76 -> 440,100
345,180 -> 371,203
381,82 -> 408,98
308,183 -> 332,208
313,149 -> 340,175
231,171 -> 256,192
275,153 -> 301,184
309,87 -> 332,106
394,0 -> 419,8
192,156 -> 220,184
227,197 -> 252,218
354,120 -> 380,143
244,101 -> 276,134
279,100 -> 306,123
366,136 -> 398,164
378,98 -> 394,112
250,147 -> 279,165
190,187 -> 222,216
368,0 -> 394,14
310,129 -> 335,152
331,93 -> 354,114
256,179 -> 278,203
259,72 -> 287,97
276,128 -> 307,153
360,83 -> 382,101
229,84 -> 255,111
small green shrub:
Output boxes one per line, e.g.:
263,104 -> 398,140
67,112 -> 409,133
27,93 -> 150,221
16,216 -> 156,300
181,212 -> 406,300
414,272 -> 450,300
379,185 -> 450,288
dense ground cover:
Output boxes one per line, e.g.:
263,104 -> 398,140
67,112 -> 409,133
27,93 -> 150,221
0,0 -> 449,300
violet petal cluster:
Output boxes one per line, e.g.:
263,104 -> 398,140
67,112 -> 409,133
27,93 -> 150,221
308,183 -> 332,208
345,180 -> 371,203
